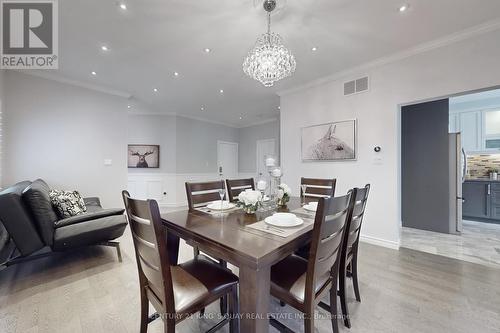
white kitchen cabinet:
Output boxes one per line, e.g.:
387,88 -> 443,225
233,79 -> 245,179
449,113 -> 459,133
458,111 -> 482,152
483,109 -> 500,149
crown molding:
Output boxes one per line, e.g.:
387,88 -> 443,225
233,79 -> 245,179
13,70 -> 132,99
277,18 -> 500,97
237,117 -> 279,128
128,110 -> 277,129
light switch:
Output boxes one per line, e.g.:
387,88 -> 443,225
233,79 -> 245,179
104,159 -> 113,166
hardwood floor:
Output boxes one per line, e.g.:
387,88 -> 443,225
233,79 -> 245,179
1,229 -> 499,332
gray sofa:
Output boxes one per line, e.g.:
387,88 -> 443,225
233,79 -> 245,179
0,179 -> 127,268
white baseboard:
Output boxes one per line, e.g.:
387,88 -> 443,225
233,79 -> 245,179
359,235 -> 400,250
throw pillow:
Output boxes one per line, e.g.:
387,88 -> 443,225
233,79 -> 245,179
49,190 -> 87,219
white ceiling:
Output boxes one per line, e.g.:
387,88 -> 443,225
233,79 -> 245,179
45,0 -> 500,126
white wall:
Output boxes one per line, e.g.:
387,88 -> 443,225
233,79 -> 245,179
128,114 -> 176,173
175,116 -> 239,174
127,115 -> 279,206
3,71 -> 128,207
280,28 -> 500,249
238,120 -> 280,174
0,70 -> 4,187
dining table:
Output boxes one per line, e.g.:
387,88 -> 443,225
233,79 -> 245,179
160,197 -> 315,333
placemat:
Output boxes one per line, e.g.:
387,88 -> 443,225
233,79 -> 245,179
195,206 -> 241,216
291,207 -> 317,218
246,217 -> 314,238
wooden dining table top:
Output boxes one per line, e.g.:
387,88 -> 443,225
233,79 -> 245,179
160,197 -> 314,269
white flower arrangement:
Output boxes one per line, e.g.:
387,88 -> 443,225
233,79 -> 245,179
277,183 -> 291,206
237,189 -> 263,214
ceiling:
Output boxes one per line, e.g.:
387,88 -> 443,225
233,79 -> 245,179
44,0 -> 500,126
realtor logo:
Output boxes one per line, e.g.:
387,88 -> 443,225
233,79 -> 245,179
1,0 -> 58,69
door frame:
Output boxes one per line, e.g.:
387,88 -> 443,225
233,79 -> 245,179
397,84 -> 500,231
256,139 -> 276,176
217,140 -> 239,177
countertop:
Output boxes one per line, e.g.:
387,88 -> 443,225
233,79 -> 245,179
464,178 -> 500,183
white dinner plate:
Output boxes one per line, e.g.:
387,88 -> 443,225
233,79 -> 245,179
303,203 -> 318,212
206,201 -> 236,211
265,214 -> 304,228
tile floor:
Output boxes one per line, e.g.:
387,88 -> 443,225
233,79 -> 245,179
401,220 -> 500,268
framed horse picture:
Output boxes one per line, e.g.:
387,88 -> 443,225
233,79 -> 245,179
128,145 -> 160,168
301,119 -> 356,161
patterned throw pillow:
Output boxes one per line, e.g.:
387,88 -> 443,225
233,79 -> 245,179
49,190 -> 87,219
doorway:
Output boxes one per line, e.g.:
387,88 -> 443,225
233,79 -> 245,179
256,139 -> 276,177
399,87 -> 500,269
217,141 -> 238,179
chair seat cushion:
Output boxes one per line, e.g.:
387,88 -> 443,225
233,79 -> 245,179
52,215 -> 127,251
55,208 -> 125,228
170,258 -> 238,313
271,254 -> 331,304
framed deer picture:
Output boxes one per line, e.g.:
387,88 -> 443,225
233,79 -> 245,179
128,145 -> 160,168
301,119 -> 357,161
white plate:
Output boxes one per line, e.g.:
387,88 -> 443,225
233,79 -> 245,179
265,215 -> 304,228
206,201 -> 235,211
303,203 -> 318,212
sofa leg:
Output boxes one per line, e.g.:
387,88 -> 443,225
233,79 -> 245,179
100,241 -> 122,262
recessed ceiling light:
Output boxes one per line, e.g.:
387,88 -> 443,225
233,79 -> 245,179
127,105 -> 131,109
239,116 -> 242,120
200,106 -> 205,111
278,106 -> 281,110
153,88 -> 158,92
119,3 -> 127,10
174,72 -> 179,77
91,71 -> 97,76
399,4 -> 409,12
204,48 -> 211,53
219,89 -> 224,94
311,47 -> 318,51
101,45 -> 109,51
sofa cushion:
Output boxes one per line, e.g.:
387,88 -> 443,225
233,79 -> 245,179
55,208 -> 125,228
22,179 -> 58,246
0,190 -> 45,256
52,215 -> 127,251
49,190 -> 87,218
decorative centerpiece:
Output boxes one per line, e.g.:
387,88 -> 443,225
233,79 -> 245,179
276,183 -> 291,207
237,189 -> 262,214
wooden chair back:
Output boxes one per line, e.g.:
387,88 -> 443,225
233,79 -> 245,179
300,177 -> 336,202
226,178 -> 255,202
185,180 -> 226,210
343,184 -> 370,257
305,192 -> 354,306
122,191 -> 175,315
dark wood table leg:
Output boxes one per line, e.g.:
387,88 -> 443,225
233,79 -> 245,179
239,265 -> 271,333
167,231 -> 180,265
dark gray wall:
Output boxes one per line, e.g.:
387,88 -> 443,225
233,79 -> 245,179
402,99 -> 450,233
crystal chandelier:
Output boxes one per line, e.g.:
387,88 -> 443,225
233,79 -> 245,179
243,0 -> 296,87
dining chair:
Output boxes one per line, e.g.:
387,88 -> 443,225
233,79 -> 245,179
300,177 -> 337,202
225,178 -> 255,202
294,178 -> 337,260
338,184 -> 370,328
185,180 -> 227,211
270,192 -> 354,333
185,180 -> 230,314
122,191 -> 239,333
185,180 -> 228,259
